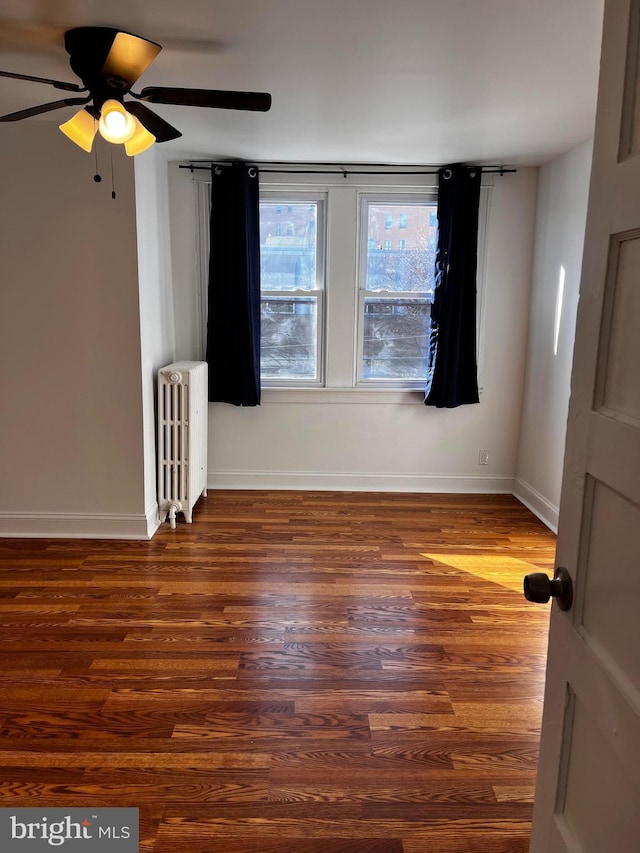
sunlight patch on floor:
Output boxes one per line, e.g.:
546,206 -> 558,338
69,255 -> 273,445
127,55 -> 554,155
421,554 -> 542,594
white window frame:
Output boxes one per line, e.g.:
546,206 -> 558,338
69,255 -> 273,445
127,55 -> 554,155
356,191 -> 438,390
259,191 -> 326,388
195,178 -> 212,361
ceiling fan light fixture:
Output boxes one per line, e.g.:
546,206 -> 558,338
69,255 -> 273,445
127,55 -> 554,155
59,107 -> 97,152
124,116 -> 156,156
98,99 -> 136,144
2,26 -> 272,163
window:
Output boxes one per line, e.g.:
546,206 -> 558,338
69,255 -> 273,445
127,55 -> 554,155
195,170 -> 487,396
259,196 -> 325,385
358,197 -> 438,384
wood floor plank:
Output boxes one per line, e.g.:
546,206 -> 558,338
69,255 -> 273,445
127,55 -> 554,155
0,490 -> 555,851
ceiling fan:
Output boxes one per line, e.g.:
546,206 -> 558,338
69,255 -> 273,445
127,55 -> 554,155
0,26 -> 272,156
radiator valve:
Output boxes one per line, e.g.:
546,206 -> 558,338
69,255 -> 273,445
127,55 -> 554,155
168,502 -> 181,529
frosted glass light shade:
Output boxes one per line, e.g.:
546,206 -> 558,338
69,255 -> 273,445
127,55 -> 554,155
59,108 -> 97,152
59,100 -> 155,157
124,118 -> 156,156
98,100 -> 136,144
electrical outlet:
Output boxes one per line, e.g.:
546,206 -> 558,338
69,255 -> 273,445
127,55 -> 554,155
478,449 -> 489,465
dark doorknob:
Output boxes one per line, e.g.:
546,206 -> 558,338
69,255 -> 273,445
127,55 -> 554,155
523,566 -> 573,611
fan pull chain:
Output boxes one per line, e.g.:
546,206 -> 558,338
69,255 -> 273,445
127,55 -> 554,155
110,146 -> 116,199
93,137 -> 102,184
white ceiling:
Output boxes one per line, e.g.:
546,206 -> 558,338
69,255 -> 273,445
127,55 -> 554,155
0,0 -> 604,166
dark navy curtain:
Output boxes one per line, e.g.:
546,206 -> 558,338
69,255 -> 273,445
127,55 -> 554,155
424,164 -> 482,408
206,163 -> 261,406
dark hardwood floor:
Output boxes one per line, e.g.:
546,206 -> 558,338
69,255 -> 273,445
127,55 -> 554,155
0,491 -> 556,852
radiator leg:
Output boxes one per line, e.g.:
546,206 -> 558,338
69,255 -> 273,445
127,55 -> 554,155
168,503 -> 180,530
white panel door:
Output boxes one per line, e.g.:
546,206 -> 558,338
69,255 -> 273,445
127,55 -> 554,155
529,1 -> 640,850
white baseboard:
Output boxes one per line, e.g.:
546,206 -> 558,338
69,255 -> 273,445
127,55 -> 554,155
0,484 -> 551,539
513,478 -> 559,532
145,502 -> 161,539
0,511 -> 157,540
208,470 -> 515,494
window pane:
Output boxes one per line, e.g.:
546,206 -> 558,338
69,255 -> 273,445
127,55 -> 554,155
260,202 -> 318,291
365,203 -> 437,293
362,297 -> 430,380
261,297 -> 318,379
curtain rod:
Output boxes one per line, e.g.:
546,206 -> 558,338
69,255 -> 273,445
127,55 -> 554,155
179,161 -> 516,176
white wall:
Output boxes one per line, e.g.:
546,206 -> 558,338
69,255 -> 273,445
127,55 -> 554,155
169,164 -> 206,362
0,123 -> 149,538
0,124 -> 582,539
169,166 -> 538,492
134,148 -> 177,534
514,140 -> 593,530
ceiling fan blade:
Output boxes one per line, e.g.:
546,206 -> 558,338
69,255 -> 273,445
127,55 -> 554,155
125,101 -> 182,142
137,86 -> 272,112
0,96 -> 90,122
101,31 -> 162,88
0,69 -> 84,92
65,27 -> 161,90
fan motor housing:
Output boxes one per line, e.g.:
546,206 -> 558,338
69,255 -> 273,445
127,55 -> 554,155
64,26 -> 161,103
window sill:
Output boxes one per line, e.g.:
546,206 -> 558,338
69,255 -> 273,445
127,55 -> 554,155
261,387 -> 425,404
